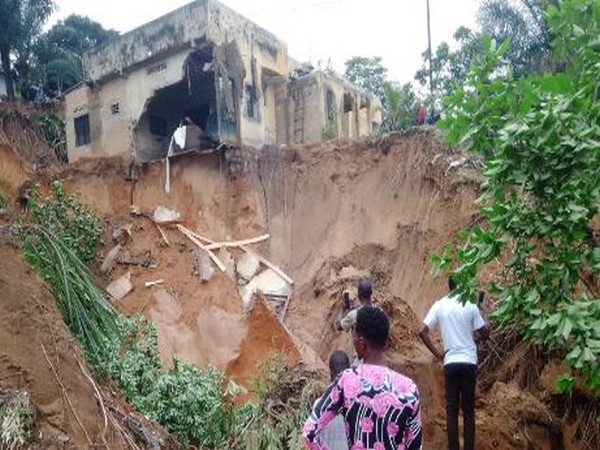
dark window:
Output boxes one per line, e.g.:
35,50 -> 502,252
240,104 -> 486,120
245,85 -> 257,119
111,103 -> 120,114
149,115 -> 167,136
326,90 -> 336,121
74,114 -> 91,147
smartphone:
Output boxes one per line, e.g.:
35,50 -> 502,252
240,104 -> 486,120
342,291 -> 351,309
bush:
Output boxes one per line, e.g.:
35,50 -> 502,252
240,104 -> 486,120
92,317 -> 234,449
21,180 -> 115,353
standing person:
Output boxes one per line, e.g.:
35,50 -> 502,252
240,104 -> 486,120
336,278 -> 373,332
418,278 -> 489,450
416,105 -> 427,126
320,351 -> 351,450
303,306 -> 422,450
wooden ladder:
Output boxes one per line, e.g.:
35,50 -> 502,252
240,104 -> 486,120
293,89 -> 305,144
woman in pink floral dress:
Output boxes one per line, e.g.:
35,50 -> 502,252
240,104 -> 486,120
303,306 -> 422,450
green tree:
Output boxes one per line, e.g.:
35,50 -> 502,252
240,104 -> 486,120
0,0 -> 55,99
478,0 -> 553,75
33,14 -> 118,97
344,56 -> 387,100
383,81 -> 420,131
434,0 -> 600,394
416,1 -> 555,100
415,26 -> 481,99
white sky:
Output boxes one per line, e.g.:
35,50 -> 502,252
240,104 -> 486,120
48,0 -> 480,84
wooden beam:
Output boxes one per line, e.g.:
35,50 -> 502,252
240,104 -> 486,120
154,223 -> 170,246
176,225 -> 227,272
204,234 -> 270,250
240,245 -> 294,285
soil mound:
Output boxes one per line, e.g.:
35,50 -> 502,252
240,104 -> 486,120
0,102 -> 59,168
0,240 -> 123,448
60,153 -> 309,389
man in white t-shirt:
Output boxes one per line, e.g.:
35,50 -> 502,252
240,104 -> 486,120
418,277 -> 489,450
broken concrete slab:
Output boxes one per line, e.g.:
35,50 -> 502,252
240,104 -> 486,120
240,268 -> 292,308
153,206 -> 181,224
106,271 -> 133,301
236,251 -> 260,281
217,247 -> 236,279
101,244 -> 122,274
194,249 -> 215,282
117,249 -> 154,267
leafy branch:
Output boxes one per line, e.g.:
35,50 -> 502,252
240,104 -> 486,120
434,0 -> 600,395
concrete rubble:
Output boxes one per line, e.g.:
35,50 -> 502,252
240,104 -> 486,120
236,251 -> 260,281
217,247 -> 236,279
240,268 -> 292,308
194,249 -> 215,282
106,271 -> 133,302
101,244 -> 122,274
153,206 -> 181,224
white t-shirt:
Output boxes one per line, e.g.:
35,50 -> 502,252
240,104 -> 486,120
423,294 -> 486,365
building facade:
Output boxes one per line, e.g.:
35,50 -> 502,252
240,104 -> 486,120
64,0 -> 381,163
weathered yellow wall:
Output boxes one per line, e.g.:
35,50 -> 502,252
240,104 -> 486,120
65,0 -> 381,162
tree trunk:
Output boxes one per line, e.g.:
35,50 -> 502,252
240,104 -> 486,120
0,47 -> 15,99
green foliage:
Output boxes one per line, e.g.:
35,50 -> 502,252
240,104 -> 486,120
415,26 -> 482,99
37,112 -> 67,163
32,14 -> 118,97
434,0 -> 600,395
234,355 -> 319,450
0,392 -> 35,450
344,56 -> 387,100
27,180 -> 103,262
478,0 -> 552,75
91,317 -> 235,449
0,0 -> 55,98
0,193 -> 7,210
21,227 -> 116,354
383,81 -> 420,131
416,1 -> 553,100
555,373 -> 575,393
20,180 -> 115,353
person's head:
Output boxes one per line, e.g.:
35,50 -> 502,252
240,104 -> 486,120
353,306 -> 389,361
448,276 -> 457,292
357,278 -> 373,304
328,350 -> 350,381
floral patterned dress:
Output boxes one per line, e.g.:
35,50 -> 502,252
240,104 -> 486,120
302,364 -> 422,450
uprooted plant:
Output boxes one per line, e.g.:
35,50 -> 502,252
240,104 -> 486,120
20,180 -> 116,353
233,354 -> 321,450
0,391 -> 35,450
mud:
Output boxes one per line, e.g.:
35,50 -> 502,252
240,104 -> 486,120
0,241 -> 125,449
0,122 -> 593,449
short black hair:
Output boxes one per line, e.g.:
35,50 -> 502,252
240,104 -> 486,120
448,276 -> 457,292
329,351 -> 350,378
357,278 -> 373,300
355,306 -> 389,350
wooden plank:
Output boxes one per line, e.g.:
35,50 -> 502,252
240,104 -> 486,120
154,223 -> 170,246
176,225 -> 227,272
187,229 -> 216,245
240,245 -> 294,285
279,295 -> 292,323
204,234 -> 270,250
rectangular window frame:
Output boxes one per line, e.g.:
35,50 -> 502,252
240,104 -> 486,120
74,114 -> 91,147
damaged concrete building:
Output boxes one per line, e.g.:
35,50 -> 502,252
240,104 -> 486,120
64,0 -> 382,163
